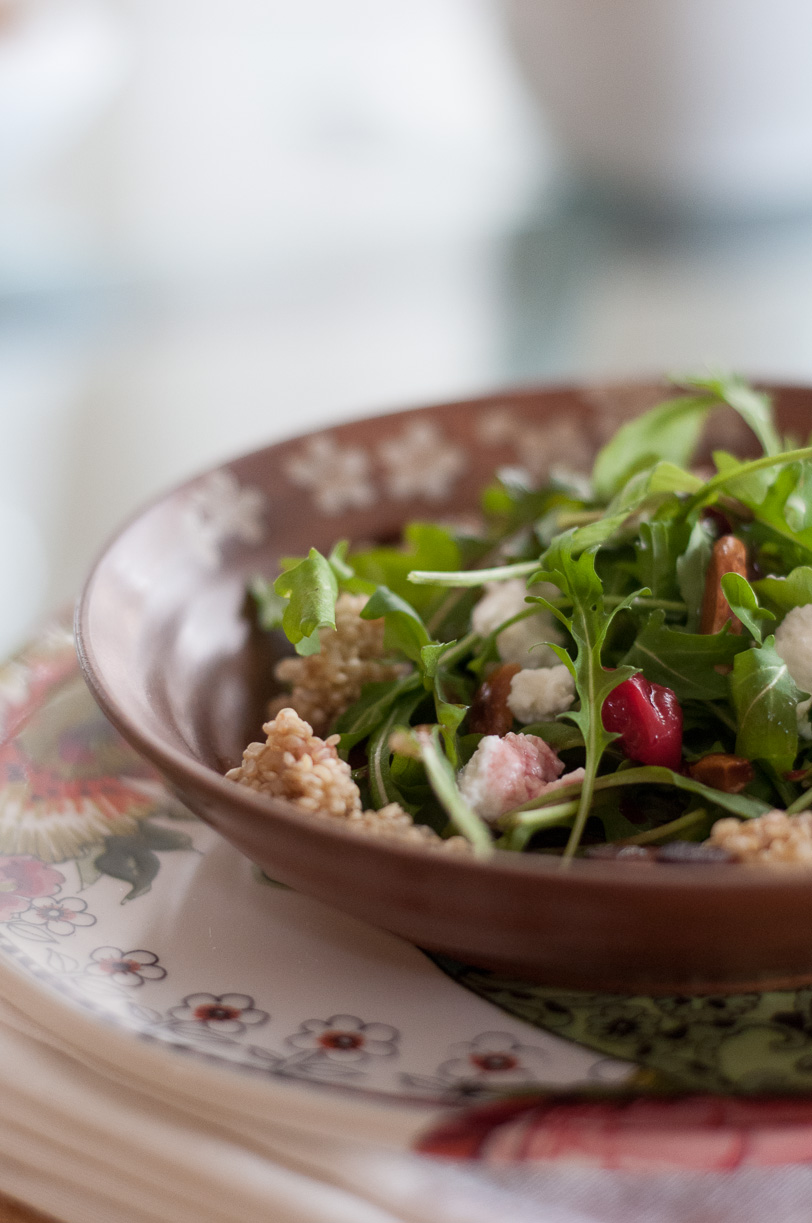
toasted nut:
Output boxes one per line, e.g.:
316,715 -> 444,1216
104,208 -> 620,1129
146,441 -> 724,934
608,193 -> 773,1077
688,752 -> 754,794
469,663 -> 520,736
699,534 -> 748,635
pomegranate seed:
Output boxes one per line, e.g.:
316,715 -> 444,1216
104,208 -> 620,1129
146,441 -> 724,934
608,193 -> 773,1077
602,673 -> 683,771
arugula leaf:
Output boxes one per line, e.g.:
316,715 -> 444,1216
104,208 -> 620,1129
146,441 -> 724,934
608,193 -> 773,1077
675,518 -> 714,632
434,691 -> 468,768
591,394 -> 715,501
621,610 -> 749,700
420,642 -> 447,679
273,548 -> 339,655
419,639 -> 473,765
502,762 -> 770,826
681,446 -> 812,518
719,572 -> 775,644
753,566 -> 812,615
785,463 -> 812,533
334,674 -> 422,752
635,519 -> 691,602
569,465 -> 702,554
519,722 -> 586,753
530,533 -> 646,860
676,372 -> 782,456
480,470 -> 568,532
393,726 -> 492,856
747,462 -> 812,555
248,576 -> 287,631
367,690 -> 423,811
351,524 -> 462,615
322,539 -> 376,594
360,586 -> 430,664
611,461 -> 704,512
710,450 -> 773,505
731,635 -> 806,775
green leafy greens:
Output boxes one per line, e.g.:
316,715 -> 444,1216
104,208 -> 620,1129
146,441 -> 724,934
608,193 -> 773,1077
252,372 -> 812,862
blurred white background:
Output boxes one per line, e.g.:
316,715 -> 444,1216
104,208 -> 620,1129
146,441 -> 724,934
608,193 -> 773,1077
5,0 -> 812,656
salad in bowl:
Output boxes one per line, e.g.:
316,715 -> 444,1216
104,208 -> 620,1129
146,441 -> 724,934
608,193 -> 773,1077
231,374 -> 812,869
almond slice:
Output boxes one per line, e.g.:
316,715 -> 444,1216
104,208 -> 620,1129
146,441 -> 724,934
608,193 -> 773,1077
699,534 -> 748,635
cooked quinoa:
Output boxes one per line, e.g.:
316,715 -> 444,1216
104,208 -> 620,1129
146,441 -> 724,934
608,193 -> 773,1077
268,593 -> 406,735
708,811 -> 812,864
227,708 -> 469,852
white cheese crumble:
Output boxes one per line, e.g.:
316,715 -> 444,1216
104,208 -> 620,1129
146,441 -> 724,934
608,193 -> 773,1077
471,579 -> 562,670
774,603 -> 812,696
507,664 -> 576,724
457,731 -> 565,823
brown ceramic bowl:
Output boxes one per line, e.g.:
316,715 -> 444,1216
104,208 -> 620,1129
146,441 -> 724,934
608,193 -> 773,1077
76,381 -> 812,994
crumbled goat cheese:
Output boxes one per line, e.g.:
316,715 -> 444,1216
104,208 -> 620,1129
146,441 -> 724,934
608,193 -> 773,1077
709,811 -> 812,864
268,592 -> 406,735
471,579 -> 562,670
507,664 -> 576,724
774,603 -> 812,697
458,731 -> 572,822
227,708 -> 469,852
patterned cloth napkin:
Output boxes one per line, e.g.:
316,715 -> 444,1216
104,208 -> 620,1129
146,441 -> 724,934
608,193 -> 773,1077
431,955 -> 812,1096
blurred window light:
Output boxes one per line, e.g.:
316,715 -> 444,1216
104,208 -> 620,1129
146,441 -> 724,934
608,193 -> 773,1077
105,0 -> 543,278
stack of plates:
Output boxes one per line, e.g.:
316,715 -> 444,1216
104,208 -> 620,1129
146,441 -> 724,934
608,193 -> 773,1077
1,621 -> 811,1223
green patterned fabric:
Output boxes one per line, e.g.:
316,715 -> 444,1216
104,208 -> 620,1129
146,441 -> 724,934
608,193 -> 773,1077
430,954 -> 812,1094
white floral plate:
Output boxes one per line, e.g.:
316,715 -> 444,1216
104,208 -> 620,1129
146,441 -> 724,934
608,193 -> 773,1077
0,622 -> 629,1115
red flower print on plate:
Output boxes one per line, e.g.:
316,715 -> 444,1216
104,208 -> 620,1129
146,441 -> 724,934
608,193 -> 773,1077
23,896 -> 96,937
0,854 -> 64,920
85,946 -> 166,989
168,993 -> 269,1036
286,1015 -> 399,1063
439,1032 -> 550,1089
417,1095 -> 812,1170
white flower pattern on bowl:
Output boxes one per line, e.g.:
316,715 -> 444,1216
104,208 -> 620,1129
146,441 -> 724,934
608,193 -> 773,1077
184,470 -> 267,567
477,409 -> 593,479
378,422 -> 466,501
285,436 -> 375,515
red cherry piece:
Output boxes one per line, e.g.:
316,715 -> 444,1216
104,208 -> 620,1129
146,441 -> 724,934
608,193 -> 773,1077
602,674 -> 683,771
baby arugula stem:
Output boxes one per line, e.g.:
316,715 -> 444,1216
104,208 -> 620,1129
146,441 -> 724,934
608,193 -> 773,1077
434,631 -> 478,669
496,801 -> 578,852
413,566 -> 688,620
498,764 -> 768,834
680,445 -> 812,517
413,560 -> 539,588
623,808 -> 707,845
425,521 -> 551,636
561,674 -> 604,866
785,788 -> 812,815
498,804 -> 709,855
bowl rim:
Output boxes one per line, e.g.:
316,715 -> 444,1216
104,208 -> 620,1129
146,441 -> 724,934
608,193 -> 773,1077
74,380 -> 812,894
